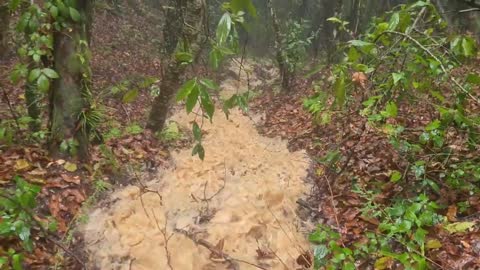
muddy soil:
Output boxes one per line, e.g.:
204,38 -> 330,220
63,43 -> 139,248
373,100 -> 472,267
83,63 -> 312,270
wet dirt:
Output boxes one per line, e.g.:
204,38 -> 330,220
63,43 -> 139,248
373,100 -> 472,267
83,62 -> 312,270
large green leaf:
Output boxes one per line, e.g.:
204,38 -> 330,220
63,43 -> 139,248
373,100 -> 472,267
37,74 -> 50,92
176,79 -> 197,101
192,143 -> 205,160
192,122 -> 202,141
28,68 -> 41,82
200,88 -> 215,120
69,7 -> 81,22
199,79 -> 219,90
122,89 -> 139,103
42,68 -> 59,79
186,86 -> 199,113
216,13 -> 232,44
388,12 -> 399,31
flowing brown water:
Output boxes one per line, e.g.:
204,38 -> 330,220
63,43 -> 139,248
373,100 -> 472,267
83,64 -> 312,270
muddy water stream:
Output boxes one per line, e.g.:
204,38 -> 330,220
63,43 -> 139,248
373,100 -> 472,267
84,66 -> 312,270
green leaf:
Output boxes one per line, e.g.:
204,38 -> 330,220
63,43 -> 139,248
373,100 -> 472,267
175,52 -> 193,63
216,13 -> 232,44
37,74 -> 50,92
375,257 -> 393,270
425,120 -> 440,131
192,122 -> 202,141
69,7 -> 81,22
122,89 -> 139,103
461,37 -> 476,57
209,49 -> 222,70
388,12 -> 400,31
186,86 -> 199,113
12,254 -> 22,270
392,72 -> 404,85
192,143 -> 205,160
33,53 -> 41,63
176,79 -> 197,101
28,68 -> 41,82
426,239 -> 442,249
444,221 -> 476,234
309,229 -> 327,244
414,228 -> 427,246
42,68 -> 59,79
50,5 -> 59,18
390,170 -> 402,182
200,88 -> 215,120
199,79 -> 219,90
347,47 -> 360,63
381,101 -> 398,118
313,245 -> 329,267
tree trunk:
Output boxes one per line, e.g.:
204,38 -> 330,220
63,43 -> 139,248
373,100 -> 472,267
0,4 -> 9,59
146,0 -> 205,132
266,0 -> 290,91
25,80 -> 41,131
49,0 -> 93,161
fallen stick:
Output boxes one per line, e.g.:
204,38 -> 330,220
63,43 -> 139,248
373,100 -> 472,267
174,228 -> 268,270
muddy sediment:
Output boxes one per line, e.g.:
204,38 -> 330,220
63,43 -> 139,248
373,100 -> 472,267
83,64 -> 312,270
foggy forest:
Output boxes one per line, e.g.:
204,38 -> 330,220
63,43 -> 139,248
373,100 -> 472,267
1,0 -> 480,269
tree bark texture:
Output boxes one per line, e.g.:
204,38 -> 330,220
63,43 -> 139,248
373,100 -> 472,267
0,4 -> 9,59
266,0 -> 290,91
49,0 -> 93,161
147,0 -> 205,132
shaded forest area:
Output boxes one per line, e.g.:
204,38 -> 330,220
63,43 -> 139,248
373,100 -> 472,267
1,0 -> 480,269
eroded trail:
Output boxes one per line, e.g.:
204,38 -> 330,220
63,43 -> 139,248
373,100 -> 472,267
84,66 -> 311,270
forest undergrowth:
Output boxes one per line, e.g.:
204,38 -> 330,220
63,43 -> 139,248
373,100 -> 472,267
252,3 -> 480,269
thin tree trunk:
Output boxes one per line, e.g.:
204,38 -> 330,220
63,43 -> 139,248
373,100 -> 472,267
266,0 -> 290,91
147,0 -> 205,132
0,4 -> 9,59
25,80 -> 41,131
49,0 -> 93,161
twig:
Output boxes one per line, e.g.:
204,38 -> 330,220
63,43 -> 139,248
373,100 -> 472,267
200,161 -> 227,202
152,210 -> 174,270
266,206 -> 307,256
323,174 -> 345,247
0,83 -> 21,131
175,228 -> 268,270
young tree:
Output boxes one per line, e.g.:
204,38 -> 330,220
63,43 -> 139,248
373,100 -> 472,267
147,0 -> 206,132
49,0 -> 94,161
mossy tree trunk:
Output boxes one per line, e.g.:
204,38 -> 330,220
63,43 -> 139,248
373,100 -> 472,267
147,0 -> 205,132
266,0 -> 290,91
0,3 -> 9,59
49,0 -> 93,161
